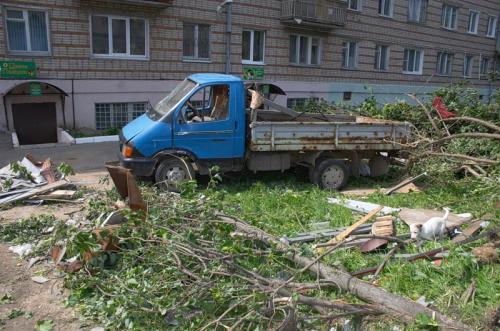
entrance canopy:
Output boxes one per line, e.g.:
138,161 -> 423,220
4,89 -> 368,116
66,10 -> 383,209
5,81 -> 68,96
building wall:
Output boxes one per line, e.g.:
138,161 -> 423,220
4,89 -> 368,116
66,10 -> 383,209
0,0 -> 498,133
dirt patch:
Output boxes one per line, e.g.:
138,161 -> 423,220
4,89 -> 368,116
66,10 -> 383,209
0,245 -> 83,330
0,170 -> 110,330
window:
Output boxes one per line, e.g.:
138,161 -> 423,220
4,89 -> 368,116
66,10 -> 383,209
242,30 -> 265,64
183,23 -> 210,61
468,11 -> 479,34
463,54 -> 473,78
374,45 -> 389,70
378,0 -> 393,17
342,41 -> 358,69
403,48 -> 423,74
343,92 -> 352,101
441,5 -> 458,30
408,0 -> 427,23
480,56 -> 490,78
486,15 -> 497,38
286,97 -> 319,109
289,35 -> 321,66
91,15 -> 147,58
183,85 -> 230,122
5,8 -> 49,54
347,0 -> 361,11
436,52 -> 453,76
95,102 -> 146,130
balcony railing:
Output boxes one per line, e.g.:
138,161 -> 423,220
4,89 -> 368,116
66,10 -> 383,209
281,0 -> 347,28
94,0 -> 171,7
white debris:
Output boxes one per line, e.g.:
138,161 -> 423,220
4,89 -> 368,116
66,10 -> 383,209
327,198 -> 399,215
31,276 -> 49,284
8,244 -> 33,257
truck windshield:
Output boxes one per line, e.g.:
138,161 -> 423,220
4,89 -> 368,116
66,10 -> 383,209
153,79 -> 197,117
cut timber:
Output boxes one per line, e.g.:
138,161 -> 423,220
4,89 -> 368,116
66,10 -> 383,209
383,172 -> 426,195
0,180 -> 69,206
317,206 -> 383,253
371,216 -> 395,237
217,214 -> 474,331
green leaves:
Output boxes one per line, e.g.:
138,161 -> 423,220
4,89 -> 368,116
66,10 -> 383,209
35,319 -> 54,331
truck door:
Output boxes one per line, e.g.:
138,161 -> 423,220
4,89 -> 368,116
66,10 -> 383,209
173,83 -> 237,159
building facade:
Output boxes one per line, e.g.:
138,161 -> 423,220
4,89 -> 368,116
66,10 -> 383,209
0,0 -> 499,143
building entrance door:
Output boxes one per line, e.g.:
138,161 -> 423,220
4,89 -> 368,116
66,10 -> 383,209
12,103 -> 57,145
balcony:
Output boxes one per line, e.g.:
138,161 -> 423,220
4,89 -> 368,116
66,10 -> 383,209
92,0 -> 171,7
281,0 -> 347,30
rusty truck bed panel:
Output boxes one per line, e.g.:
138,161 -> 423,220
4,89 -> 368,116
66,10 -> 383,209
248,119 -> 411,152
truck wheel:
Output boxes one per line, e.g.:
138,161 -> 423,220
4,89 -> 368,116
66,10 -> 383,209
369,155 -> 390,177
155,157 -> 194,191
313,159 -> 350,190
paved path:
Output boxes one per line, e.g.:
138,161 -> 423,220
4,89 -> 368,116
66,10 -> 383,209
0,135 -> 119,171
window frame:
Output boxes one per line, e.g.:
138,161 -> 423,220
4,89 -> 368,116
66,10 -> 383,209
4,7 -> 51,55
463,54 -> 473,78
486,15 -> 497,38
95,102 -> 147,131
347,0 -> 362,12
467,10 -> 480,34
241,29 -> 266,65
407,0 -> 427,23
441,4 -> 458,30
289,34 -> 321,66
479,55 -> 490,79
436,51 -> 453,76
378,0 -> 393,18
342,41 -> 359,69
402,48 -> 424,75
90,14 -> 149,60
183,22 -> 211,62
374,44 -> 390,71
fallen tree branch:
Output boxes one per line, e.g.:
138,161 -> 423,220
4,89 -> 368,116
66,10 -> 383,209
217,213 -> 474,331
407,93 -> 441,136
443,116 -> 500,132
424,132 -> 500,148
425,152 -> 499,165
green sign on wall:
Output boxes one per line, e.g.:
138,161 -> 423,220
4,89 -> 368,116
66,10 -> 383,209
0,61 -> 37,79
243,67 -> 264,80
29,82 -> 42,96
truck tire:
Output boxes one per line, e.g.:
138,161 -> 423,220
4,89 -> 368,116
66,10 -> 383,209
155,157 -> 194,191
312,159 -> 350,190
369,155 -> 390,177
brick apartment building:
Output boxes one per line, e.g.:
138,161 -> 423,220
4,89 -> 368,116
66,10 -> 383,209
0,0 -> 499,144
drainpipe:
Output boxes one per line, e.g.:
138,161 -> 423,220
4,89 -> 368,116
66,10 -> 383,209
219,0 -> 233,74
2,94 -> 8,131
71,79 -> 76,129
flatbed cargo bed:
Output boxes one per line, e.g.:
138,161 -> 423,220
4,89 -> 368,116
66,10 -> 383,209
248,112 -> 411,152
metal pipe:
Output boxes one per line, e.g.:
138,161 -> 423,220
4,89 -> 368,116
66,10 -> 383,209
225,0 -> 233,74
71,79 -> 76,129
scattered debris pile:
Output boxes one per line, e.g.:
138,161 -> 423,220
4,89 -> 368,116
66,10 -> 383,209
0,155 -> 76,207
1,165 -> 497,330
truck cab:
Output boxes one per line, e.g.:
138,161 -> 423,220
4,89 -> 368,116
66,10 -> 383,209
119,74 -> 247,189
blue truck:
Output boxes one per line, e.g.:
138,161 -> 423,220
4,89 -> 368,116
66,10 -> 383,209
119,73 -> 411,190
